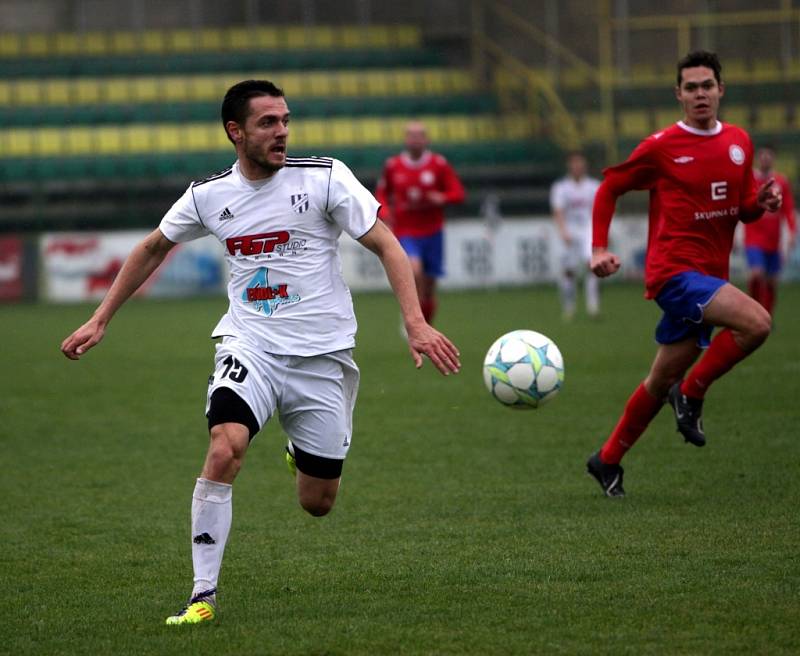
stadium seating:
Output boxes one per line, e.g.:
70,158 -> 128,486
0,24 -> 561,231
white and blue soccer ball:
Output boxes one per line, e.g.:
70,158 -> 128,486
483,330 -> 564,409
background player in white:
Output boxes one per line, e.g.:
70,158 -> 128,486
60,80 -> 461,625
550,152 -> 601,319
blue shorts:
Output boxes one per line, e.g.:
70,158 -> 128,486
654,271 -> 727,348
398,232 -> 444,278
745,247 -> 782,276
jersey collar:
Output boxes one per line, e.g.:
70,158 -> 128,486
677,120 -> 722,136
234,160 -> 280,190
400,150 -> 432,168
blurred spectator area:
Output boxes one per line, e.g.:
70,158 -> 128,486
0,0 -> 799,231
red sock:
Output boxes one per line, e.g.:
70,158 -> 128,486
599,383 -> 663,464
681,329 -> 748,399
420,298 -> 437,324
748,277 -> 762,303
763,281 -> 776,316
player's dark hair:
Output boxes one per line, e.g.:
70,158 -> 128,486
221,79 -> 285,144
677,51 -> 722,86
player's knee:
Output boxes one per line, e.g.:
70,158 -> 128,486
749,309 -> 772,345
208,425 -> 247,475
299,491 -> 336,517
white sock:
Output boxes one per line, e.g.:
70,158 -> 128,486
190,477 -> 232,600
559,274 -> 576,315
585,274 -> 599,315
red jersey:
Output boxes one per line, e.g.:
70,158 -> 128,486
375,151 -> 465,238
744,171 -> 795,252
593,121 -> 763,298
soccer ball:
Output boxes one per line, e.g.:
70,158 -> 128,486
483,330 -> 564,408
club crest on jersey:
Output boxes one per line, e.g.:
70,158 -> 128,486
291,193 -> 309,214
242,267 -> 300,317
729,145 -> 745,165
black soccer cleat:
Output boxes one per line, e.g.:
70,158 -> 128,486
668,382 -> 706,447
586,452 -> 625,498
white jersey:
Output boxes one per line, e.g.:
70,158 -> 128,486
549,175 -> 601,234
159,157 -> 379,357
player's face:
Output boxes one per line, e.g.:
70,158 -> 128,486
235,95 -> 290,175
675,66 -> 724,129
404,123 -> 429,158
567,154 -> 587,179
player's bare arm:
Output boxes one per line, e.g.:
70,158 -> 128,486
357,219 -> 460,375
553,208 -> 572,244
590,247 -> 621,278
60,228 -> 176,360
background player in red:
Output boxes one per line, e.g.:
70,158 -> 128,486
586,51 -> 782,497
744,145 -> 796,315
376,120 -> 465,324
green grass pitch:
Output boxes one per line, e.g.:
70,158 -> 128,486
2,283 -> 799,655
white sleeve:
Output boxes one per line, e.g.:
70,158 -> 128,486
159,186 -> 210,243
550,180 -> 565,212
327,159 -> 380,239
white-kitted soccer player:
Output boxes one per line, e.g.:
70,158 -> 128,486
61,80 -> 461,625
550,152 -> 601,319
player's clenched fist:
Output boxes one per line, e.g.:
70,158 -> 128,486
590,250 -> 621,278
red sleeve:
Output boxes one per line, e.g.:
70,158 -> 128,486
782,176 -> 796,234
592,138 -> 658,248
440,160 -> 465,204
738,140 -> 764,224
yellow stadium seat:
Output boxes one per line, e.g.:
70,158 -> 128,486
227,28 -> 253,50
162,77 -> 189,102
254,26 -> 281,48
6,130 -> 34,157
45,81 -> 71,105
23,33 -> 50,56
358,119 -> 388,145
774,155 -> 797,180
335,73 -> 360,97
339,27 -> 366,49
395,26 -> 421,48
95,127 -> 123,155
328,119 -> 356,145
581,111 -> 614,143
36,128 -> 65,156
754,103 -> 787,132
305,73 -> 333,97
111,31 -> 138,54
285,27 -> 309,49
65,128 -> 94,155
131,78 -> 159,103
14,81 -> 42,105
104,79 -> 130,104
170,30 -> 196,52
188,76 -> 219,102
367,26 -> 392,48
421,72 -> 445,94
141,31 -> 166,54
720,105 -> 749,127
654,108 -> 679,131
391,71 -> 418,95
54,33 -> 80,55
364,73 -> 390,96
0,33 -> 22,56
155,126 -> 183,153
310,26 -> 335,49
618,110 -> 651,138
198,29 -> 223,51
83,32 -> 107,55
74,79 -> 101,104
125,127 -> 154,153
0,83 -> 10,105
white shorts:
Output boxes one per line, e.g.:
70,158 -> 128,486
205,336 -> 360,460
560,233 -> 592,273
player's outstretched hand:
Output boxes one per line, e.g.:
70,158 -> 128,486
406,321 -> 461,376
590,250 -> 621,278
757,178 -> 782,213
61,317 -> 106,360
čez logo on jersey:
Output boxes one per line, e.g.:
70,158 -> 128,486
291,193 -> 309,214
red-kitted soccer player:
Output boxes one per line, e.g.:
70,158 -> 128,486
586,51 -> 782,497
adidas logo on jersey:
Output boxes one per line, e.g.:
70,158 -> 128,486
219,207 -> 235,221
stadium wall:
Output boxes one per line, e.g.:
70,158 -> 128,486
28,216 -> 795,304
